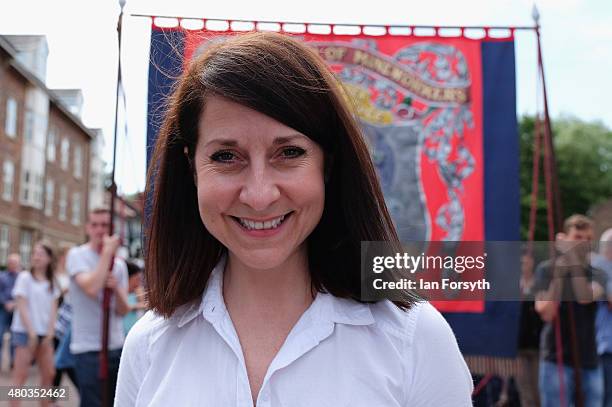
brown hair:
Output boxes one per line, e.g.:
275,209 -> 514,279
563,214 -> 593,234
146,32 -> 417,317
31,241 -> 55,293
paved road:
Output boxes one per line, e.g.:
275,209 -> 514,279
0,334 -> 80,406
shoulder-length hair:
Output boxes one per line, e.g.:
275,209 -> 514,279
30,242 -> 55,293
146,32 -> 417,317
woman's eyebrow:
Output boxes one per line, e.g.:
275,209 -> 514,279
203,134 -> 307,149
203,139 -> 238,148
272,134 -> 307,145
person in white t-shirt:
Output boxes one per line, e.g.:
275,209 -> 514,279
116,32 -> 473,407
66,208 -> 129,407
10,242 -> 59,406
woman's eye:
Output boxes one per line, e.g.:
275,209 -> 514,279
210,151 -> 236,162
280,147 -> 305,158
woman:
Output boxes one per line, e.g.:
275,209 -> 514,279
116,32 -> 473,406
11,242 -> 59,407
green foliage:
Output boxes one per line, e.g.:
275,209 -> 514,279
519,115 -> 612,240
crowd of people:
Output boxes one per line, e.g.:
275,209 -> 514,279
0,208 -> 145,407
0,214 -> 610,407
0,217 -> 611,407
516,214 -> 612,407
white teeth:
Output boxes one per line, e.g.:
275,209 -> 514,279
238,214 -> 286,230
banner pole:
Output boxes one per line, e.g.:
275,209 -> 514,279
100,1 -> 125,406
533,5 -> 584,407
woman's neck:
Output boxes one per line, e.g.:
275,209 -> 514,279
31,268 -> 46,280
223,247 -> 314,315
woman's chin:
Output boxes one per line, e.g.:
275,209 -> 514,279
228,248 -> 298,271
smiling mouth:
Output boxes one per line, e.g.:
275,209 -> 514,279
231,212 -> 293,231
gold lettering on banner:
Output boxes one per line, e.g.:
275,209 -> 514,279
390,66 -> 403,82
352,49 -> 365,64
323,47 -> 347,62
341,83 -> 393,125
313,44 -> 470,104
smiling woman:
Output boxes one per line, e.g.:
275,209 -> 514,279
194,96 -> 326,271
115,32 -> 473,407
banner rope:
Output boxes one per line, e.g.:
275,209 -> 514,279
132,13 -> 534,39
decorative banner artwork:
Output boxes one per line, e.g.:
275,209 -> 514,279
146,22 -> 520,357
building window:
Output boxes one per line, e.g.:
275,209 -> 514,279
19,170 -> 43,209
39,175 -> 44,207
5,97 -> 17,138
22,171 -> 30,202
24,110 -> 34,142
74,145 -> 82,178
2,160 -> 14,201
19,229 -> 32,269
90,169 -> 97,191
71,192 -> 81,225
32,175 -> 43,208
45,179 -> 54,217
0,225 -> 9,265
35,174 -> 43,207
61,138 -> 70,170
47,127 -> 56,162
58,185 -> 67,221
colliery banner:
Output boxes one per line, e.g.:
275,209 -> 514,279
146,22 -> 520,357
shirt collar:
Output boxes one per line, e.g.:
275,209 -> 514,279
177,255 -> 226,328
313,291 -> 375,326
177,255 -> 375,328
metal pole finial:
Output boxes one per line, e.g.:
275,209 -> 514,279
532,4 -> 540,26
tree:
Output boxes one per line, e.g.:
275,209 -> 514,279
519,115 -> 612,240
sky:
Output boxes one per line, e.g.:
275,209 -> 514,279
1,0 -> 611,194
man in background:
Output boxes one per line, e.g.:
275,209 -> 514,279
66,208 -> 129,407
593,228 -> 612,407
535,214 -> 606,406
0,253 -> 21,370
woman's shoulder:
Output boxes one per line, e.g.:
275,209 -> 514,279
124,311 -> 160,344
125,310 -> 168,344
123,302 -> 195,350
16,270 -> 30,279
120,301 -> 201,387
14,271 -> 32,285
370,300 -> 473,405
370,300 -> 470,367
369,300 -> 448,342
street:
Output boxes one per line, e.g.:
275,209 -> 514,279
0,334 -> 79,406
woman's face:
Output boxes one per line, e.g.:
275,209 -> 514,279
31,244 -> 51,270
194,96 -> 325,270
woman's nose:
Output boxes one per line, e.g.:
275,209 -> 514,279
238,164 -> 281,212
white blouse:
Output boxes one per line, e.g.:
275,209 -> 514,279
115,259 -> 473,407
11,271 -> 60,335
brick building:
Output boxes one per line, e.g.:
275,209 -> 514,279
0,35 -> 99,268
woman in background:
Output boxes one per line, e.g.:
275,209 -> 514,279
10,242 -> 60,407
